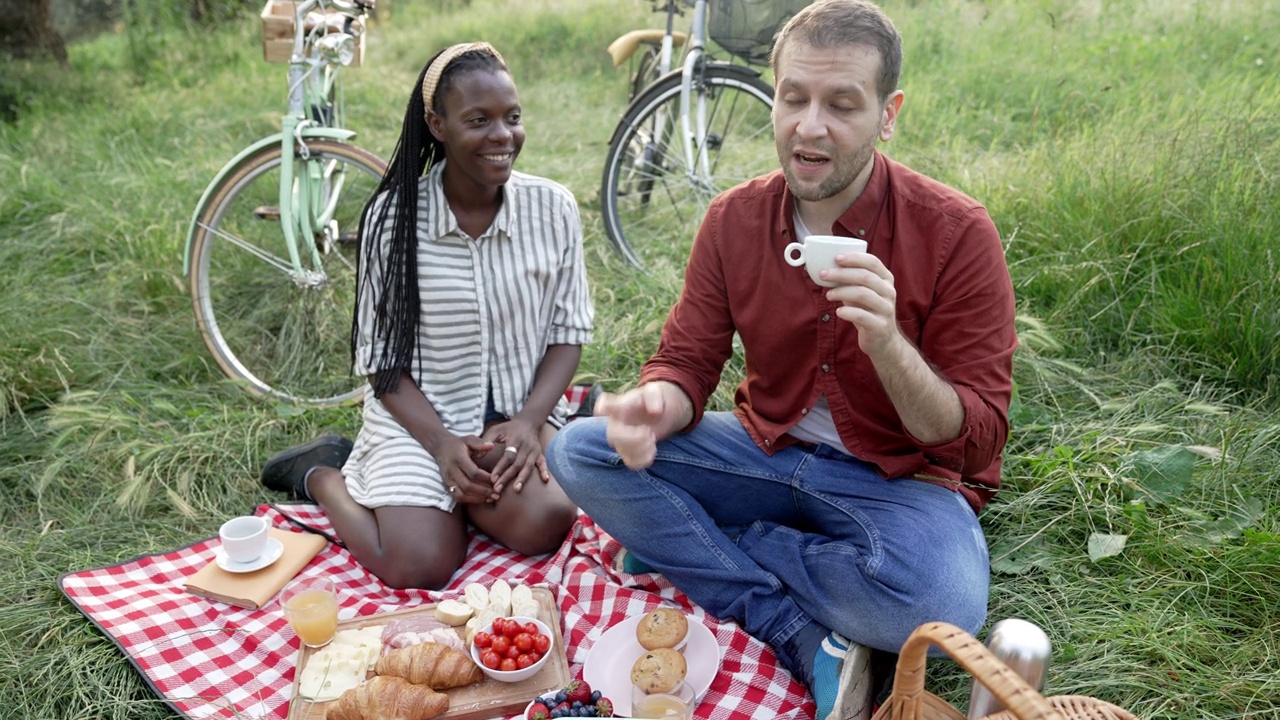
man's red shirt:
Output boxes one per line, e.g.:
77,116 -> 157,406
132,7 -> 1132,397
639,152 -> 1018,511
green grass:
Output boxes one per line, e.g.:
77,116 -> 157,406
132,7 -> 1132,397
2,0 -> 1278,718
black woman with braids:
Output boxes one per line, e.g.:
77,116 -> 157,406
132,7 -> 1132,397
260,43 -> 593,589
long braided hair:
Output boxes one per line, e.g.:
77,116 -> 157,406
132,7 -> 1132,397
350,46 -> 510,398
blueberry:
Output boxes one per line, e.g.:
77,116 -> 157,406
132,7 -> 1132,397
549,711 -> 563,719
555,691 -> 568,704
591,690 -> 602,703
572,701 -> 584,709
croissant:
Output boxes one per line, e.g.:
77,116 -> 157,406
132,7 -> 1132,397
326,676 -> 449,720
374,641 -> 483,690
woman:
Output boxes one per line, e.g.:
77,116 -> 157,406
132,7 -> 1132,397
261,43 -> 593,589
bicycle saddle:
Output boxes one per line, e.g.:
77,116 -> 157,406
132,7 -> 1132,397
607,29 -> 688,68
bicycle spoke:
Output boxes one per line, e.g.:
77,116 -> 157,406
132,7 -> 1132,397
190,141 -> 385,405
603,66 -> 775,270
195,221 -> 297,276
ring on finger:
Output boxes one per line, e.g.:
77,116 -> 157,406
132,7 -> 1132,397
448,484 -> 458,494
504,446 -> 518,454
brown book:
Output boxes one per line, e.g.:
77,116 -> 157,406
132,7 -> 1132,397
184,528 -> 328,610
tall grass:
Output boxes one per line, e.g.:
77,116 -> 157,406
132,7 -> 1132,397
1,1 -> 1278,718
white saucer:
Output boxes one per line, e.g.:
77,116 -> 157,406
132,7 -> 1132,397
214,537 -> 284,573
583,612 -> 720,716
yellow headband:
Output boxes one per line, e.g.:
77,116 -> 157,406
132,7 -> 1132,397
421,42 -> 506,112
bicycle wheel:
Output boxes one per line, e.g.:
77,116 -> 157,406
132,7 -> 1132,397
630,44 -> 661,102
602,64 -> 775,271
616,45 -> 666,210
189,140 -> 386,406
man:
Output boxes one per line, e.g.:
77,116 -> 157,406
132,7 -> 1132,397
546,1 -> 1017,718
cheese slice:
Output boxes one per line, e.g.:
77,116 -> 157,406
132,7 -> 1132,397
329,625 -> 385,670
296,649 -> 366,701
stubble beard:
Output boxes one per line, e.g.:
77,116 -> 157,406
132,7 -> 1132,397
778,135 -> 878,203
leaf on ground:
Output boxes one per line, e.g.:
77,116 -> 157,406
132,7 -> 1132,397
989,535 -> 1055,575
1087,532 -> 1127,562
1119,445 -> 1195,506
1184,496 -> 1265,547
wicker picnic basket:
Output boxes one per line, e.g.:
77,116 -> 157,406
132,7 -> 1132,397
872,622 -> 1137,720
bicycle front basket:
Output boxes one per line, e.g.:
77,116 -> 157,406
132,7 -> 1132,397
708,0 -> 813,65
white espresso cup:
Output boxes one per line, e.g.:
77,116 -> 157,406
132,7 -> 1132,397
219,515 -> 269,564
783,235 -> 869,287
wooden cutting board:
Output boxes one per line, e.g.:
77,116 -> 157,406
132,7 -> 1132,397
287,586 -> 569,720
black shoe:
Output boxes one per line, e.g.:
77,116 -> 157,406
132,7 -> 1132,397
260,434 -> 352,501
573,383 -> 604,418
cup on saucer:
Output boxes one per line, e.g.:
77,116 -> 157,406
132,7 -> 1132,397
219,516 -> 268,564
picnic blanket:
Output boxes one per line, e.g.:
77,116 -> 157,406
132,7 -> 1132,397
58,503 -> 814,720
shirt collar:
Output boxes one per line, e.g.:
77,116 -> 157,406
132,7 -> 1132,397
833,150 -> 890,241
773,150 -> 891,243
422,161 -> 516,242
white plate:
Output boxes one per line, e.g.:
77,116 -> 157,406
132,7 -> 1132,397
583,613 -> 720,716
214,537 -> 284,573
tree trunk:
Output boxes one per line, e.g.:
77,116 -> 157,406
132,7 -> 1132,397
0,0 -> 69,64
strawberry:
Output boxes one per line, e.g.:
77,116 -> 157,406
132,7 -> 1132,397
595,698 -> 614,717
565,679 -> 593,705
527,702 -> 550,720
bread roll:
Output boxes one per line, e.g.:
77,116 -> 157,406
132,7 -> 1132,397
433,599 -> 473,627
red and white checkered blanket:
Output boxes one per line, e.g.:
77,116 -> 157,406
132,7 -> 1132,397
58,503 -> 813,720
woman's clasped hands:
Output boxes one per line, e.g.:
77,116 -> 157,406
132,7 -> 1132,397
438,419 -> 550,505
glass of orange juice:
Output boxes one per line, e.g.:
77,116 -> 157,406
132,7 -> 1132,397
631,680 -> 695,719
281,576 -> 338,648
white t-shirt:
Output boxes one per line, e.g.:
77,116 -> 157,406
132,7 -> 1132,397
784,208 -> 854,456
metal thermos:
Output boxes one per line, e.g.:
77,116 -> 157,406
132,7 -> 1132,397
966,618 -> 1052,719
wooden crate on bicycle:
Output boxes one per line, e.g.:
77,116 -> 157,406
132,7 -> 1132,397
260,0 -> 366,67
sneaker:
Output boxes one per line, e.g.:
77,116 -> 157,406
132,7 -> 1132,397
785,625 -> 873,720
825,634 -> 872,720
613,547 -> 656,574
260,434 -> 352,501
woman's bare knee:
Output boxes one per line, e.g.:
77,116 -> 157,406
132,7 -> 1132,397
495,501 -> 577,555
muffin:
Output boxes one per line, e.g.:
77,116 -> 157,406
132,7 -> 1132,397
630,647 -> 688,695
635,608 -> 689,651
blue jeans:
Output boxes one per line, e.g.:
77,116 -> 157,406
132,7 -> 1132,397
546,412 -> 990,654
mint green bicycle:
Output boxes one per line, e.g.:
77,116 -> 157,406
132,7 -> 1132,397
184,0 -> 384,407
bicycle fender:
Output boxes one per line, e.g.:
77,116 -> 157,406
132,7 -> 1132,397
182,128 -> 359,275
607,28 -> 688,67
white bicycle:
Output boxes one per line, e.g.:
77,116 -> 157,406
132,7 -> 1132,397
602,0 -> 809,270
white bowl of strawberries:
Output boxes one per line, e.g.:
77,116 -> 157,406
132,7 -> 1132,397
524,679 -> 614,718
470,615 -> 553,683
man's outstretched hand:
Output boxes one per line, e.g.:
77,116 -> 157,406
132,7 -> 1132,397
595,382 -> 691,470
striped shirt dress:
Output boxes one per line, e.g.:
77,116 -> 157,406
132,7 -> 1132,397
342,162 -> 594,511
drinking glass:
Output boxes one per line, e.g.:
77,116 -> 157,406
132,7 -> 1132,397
631,680 -> 695,719
281,576 -> 338,648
